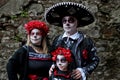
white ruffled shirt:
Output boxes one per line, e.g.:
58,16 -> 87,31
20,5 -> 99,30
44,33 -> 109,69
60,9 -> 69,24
62,32 -> 80,39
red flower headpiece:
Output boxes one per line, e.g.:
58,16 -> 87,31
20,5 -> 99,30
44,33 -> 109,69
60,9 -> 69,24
51,47 -> 72,62
24,20 -> 49,36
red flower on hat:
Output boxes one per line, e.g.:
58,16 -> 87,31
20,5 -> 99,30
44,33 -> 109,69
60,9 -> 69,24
51,47 -> 72,62
82,49 -> 88,59
24,20 -> 49,36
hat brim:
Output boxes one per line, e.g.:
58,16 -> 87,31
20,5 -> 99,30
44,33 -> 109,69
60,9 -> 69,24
45,2 -> 95,27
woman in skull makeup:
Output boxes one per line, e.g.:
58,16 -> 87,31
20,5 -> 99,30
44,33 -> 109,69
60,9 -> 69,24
6,20 -> 52,80
49,47 -> 76,80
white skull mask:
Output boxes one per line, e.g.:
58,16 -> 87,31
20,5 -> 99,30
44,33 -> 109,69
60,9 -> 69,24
56,55 -> 69,71
62,16 -> 78,34
30,29 -> 42,45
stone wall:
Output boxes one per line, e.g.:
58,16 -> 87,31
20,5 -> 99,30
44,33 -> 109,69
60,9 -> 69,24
0,0 -> 120,80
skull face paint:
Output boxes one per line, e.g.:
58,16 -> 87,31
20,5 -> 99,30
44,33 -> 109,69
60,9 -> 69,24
62,16 -> 78,34
56,55 -> 69,71
30,29 -> 42,45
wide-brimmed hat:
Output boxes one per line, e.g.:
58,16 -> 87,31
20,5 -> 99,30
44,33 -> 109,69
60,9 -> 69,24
45,2 -> 95,27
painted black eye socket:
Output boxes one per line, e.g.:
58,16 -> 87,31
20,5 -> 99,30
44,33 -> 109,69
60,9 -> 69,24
68,17 -> 75,23
56,58 -> 67,63
62,17 -> 75,24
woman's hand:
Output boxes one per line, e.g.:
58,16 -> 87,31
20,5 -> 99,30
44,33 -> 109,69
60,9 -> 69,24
49,64 -> 55,76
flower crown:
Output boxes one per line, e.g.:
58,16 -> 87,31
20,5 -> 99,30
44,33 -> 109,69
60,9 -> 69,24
51,47 -> 72,62
24,20 -> 49,36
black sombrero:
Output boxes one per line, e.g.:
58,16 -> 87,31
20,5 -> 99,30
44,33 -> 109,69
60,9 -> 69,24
45,2 -> 95,27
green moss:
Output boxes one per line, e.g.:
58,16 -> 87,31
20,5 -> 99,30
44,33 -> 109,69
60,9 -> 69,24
11,15 -> 17,20
13,34 -> 22,42
20,11 -> 29,17
10,10 -> 29,20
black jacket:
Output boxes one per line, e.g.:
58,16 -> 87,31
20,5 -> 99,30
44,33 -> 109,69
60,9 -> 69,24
51,32 -> 99,76
7,46 -> 29,80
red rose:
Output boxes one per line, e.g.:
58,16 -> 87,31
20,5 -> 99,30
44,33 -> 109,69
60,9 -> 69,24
82,49 -> 88,59
42,77 -> 48,80
24,20 -> 49,36
51,47 -> 72,62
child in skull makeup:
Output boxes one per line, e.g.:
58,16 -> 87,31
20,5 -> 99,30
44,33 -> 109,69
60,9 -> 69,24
49,47 -> 76,80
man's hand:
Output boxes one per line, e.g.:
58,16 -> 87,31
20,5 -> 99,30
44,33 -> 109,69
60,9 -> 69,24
71,68 -> 82,80
49,64 -> 55,76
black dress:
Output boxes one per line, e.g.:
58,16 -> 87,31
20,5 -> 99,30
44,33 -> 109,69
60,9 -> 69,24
7,46 -> 52,80
49,68 -> 74,80
28,46 -> 52,80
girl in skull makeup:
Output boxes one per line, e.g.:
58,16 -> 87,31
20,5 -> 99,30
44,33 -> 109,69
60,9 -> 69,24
49,47 -> 76,80
7,20 -> 52,80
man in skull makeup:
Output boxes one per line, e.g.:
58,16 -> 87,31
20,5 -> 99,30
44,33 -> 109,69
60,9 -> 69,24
45,2 -> 99,80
